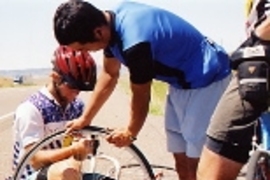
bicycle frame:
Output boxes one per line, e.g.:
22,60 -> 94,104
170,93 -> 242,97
246,112 -> 270,180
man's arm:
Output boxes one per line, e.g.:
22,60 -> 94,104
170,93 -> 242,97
128,81 -> 152,137
106,42 -> 154,146
124,42 -> 154,137
254,1 -> 270,40
25,143 -> 74,170
255,17 -> 270,40
26,136 -> 93,170
79,56 -> 121,127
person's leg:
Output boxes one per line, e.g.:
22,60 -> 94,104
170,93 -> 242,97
173,153 -> 188,180
187,157 -> 199,180
166,129 -> 188,180
47,158 -> 82,180
197,145 -> 242,180
173,153 -> 198,180
197,75 -> 266,180
165,87 -> 188,180
165,74 -> 229,180
172,75 -> 231,180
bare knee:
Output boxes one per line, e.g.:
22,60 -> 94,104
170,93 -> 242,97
61,168 -> 81,180
47,159 -> 81,180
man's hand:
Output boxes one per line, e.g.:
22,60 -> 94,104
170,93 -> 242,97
65,117 -> 88,134
106,128 -> 136,147
71,138 -> 93,161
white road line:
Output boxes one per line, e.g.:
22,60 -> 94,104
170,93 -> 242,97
0,112 -> 14,121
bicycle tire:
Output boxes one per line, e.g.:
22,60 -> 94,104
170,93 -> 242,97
12,126 -> 155,180
246,150 -> 270,180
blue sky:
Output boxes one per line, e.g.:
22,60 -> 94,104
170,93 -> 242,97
0,0 -> 246,70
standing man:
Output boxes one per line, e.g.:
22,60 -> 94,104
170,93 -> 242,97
53,1 -> 231,179
197,1 -> 270,180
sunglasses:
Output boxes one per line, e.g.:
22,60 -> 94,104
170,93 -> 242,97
61,75 -> 93,91
63,81 -> 79,90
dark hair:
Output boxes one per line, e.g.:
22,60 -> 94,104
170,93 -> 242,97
54,0 -> 107,45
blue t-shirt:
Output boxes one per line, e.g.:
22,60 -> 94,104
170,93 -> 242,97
105,1 -> 230,89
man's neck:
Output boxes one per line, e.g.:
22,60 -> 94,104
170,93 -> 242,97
103,11 -> 118,46
46,83 -> 68,108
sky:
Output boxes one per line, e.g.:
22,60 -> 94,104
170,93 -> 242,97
0,0 -> 246,70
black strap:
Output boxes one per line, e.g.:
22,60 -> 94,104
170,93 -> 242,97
230,33 -> 270,69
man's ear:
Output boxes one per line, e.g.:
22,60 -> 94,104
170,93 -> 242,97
94,28 -> 103,40
50,71 -> 63,85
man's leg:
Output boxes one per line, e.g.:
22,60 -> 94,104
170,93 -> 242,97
165,85 -> 187,180
173,153 -> 198,180
47,158 -> 82,180
166,129 -> 189,180
165,75 -> 231,180
197,75 -> 266,180
197,146 -> 242,180
181,75 -> 232,180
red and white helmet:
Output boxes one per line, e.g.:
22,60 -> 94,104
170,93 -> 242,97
52,46 -> 96,91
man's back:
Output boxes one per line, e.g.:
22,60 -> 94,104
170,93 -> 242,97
110,1 -> 231,89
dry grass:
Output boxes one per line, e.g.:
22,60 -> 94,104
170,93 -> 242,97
118,75 -> 168,116
0,77 -> 14,87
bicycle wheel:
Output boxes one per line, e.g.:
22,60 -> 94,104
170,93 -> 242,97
12,126 -> 155,180
246,150 -> 270,180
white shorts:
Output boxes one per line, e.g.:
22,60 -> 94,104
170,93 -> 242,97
165,75 -> 231,158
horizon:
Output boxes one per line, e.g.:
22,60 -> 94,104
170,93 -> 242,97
0,64 -> 129,79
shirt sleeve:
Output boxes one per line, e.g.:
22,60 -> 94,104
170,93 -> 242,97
14,101 -> 44,149
123,42 -> 155,84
